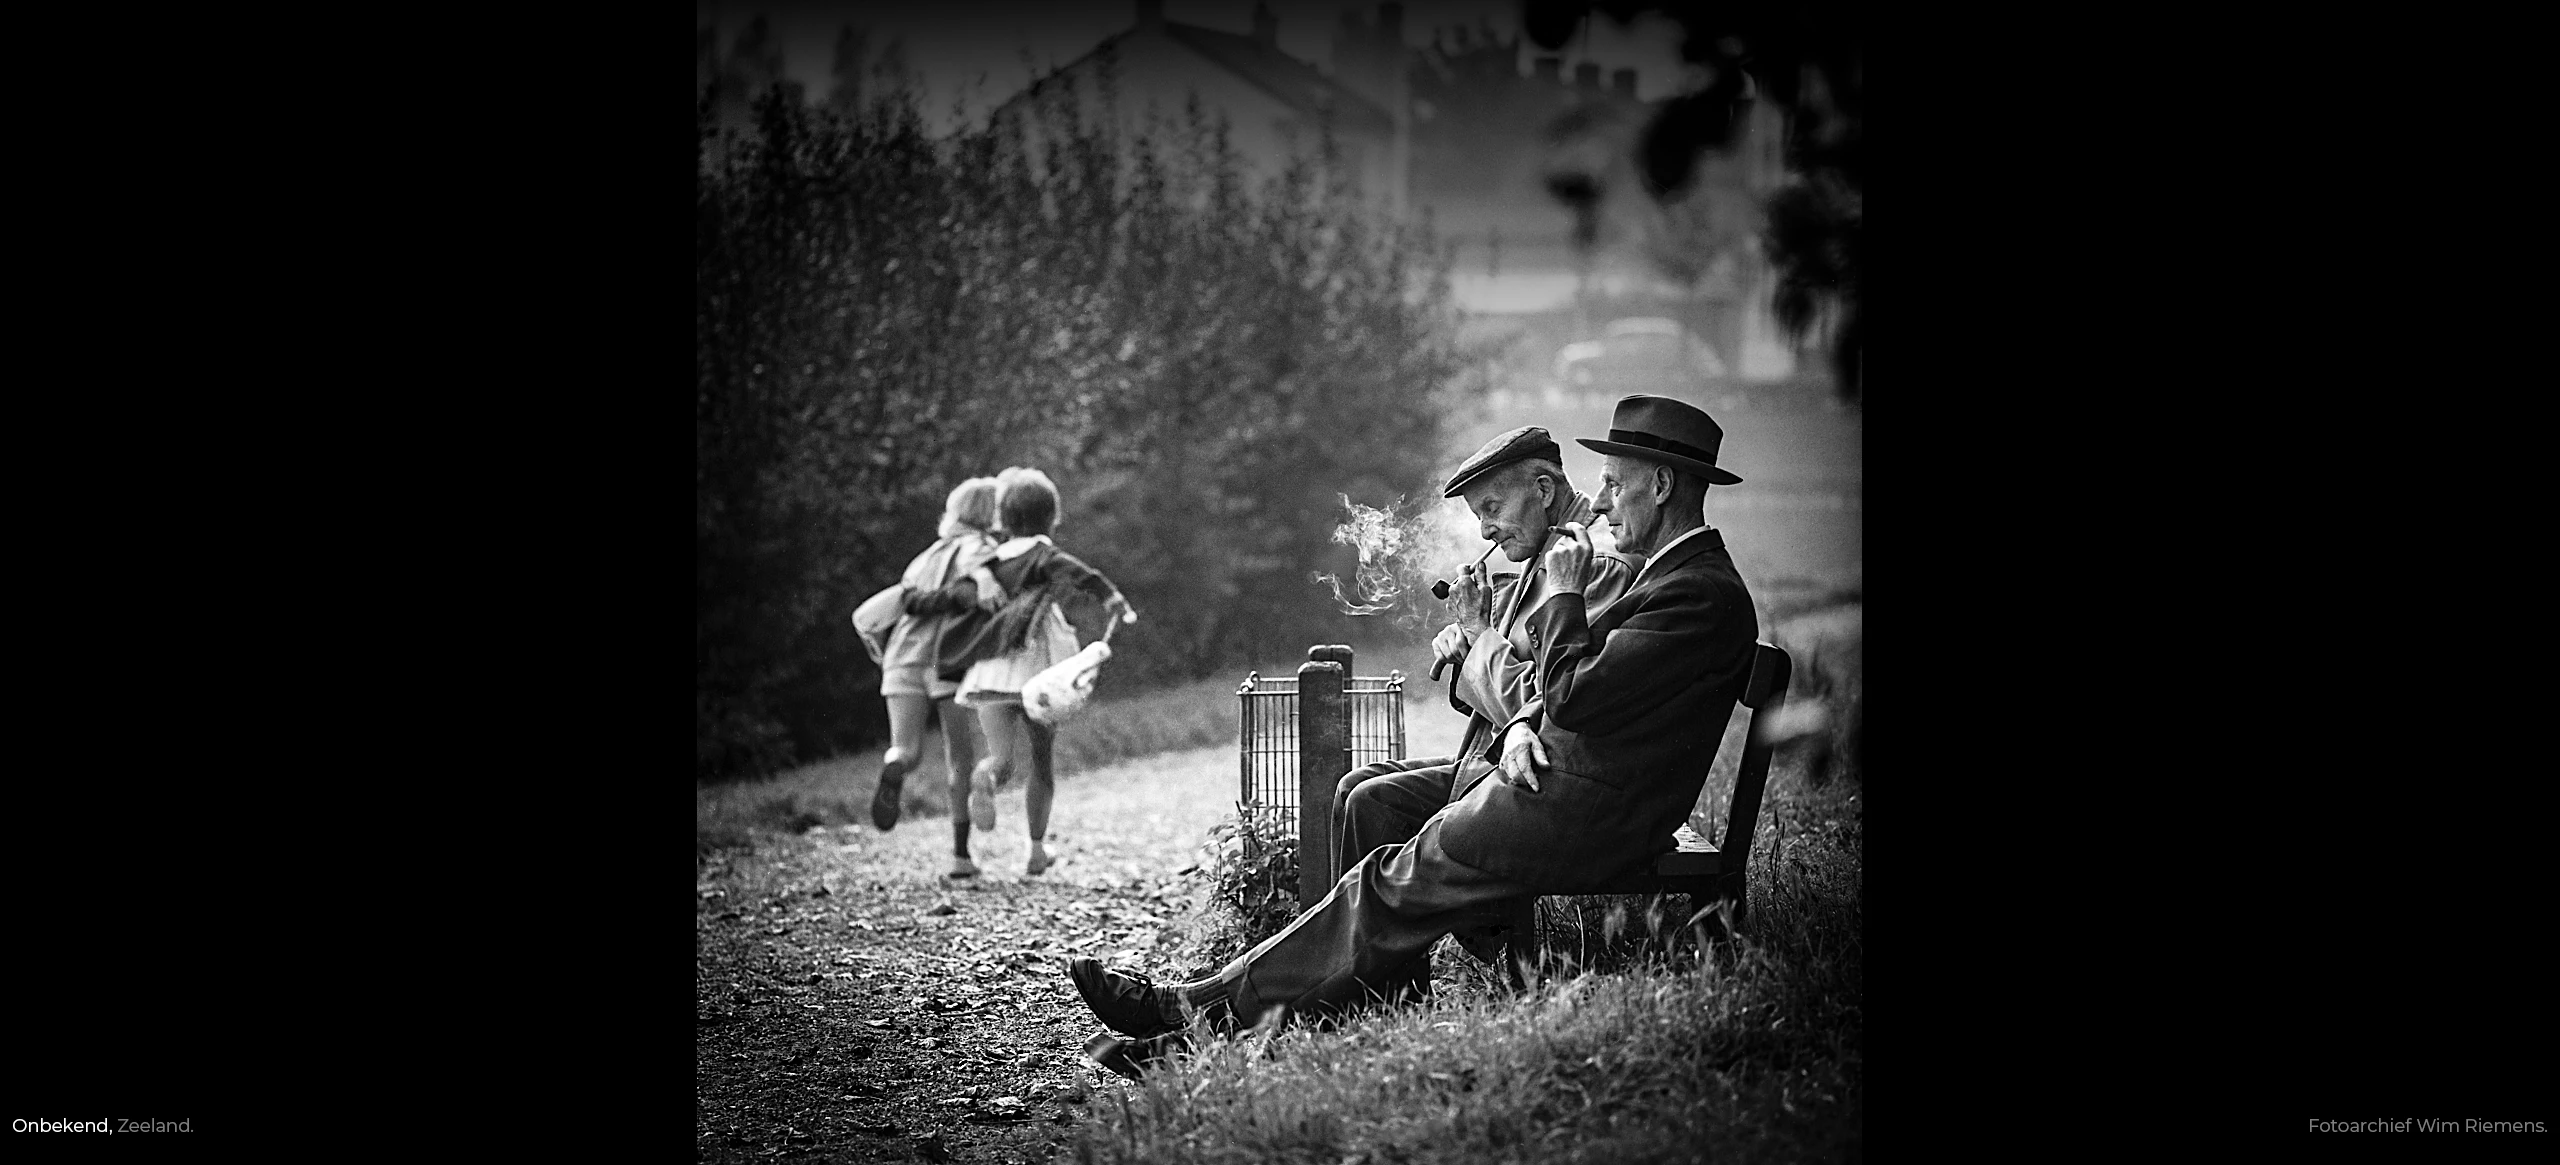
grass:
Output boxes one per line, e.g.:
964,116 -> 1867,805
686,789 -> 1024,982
695,612 -> 1865,1157
1078,759 -> 1862,1165
696,675 -> 1243,856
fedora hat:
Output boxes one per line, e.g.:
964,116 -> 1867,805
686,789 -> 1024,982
1575,395 -> 1743,485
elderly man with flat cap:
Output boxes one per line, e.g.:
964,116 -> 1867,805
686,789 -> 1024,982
1066,396 -> 1758,1075
1323,424 -> 1636,1002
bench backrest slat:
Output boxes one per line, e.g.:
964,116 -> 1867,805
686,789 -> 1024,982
1717,641 -> 1792,877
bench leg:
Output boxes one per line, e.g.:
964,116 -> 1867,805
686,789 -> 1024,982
1682,877 -> 1746,949
1499,896 -> 1540,991
1685,893 -> 1730,946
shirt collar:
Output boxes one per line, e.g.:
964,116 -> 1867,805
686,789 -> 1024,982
1632,525 -> 1709,587
994,534 -> 1052,559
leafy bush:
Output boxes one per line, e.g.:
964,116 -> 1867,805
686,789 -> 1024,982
1170,806 -> 1302,975
1770,601 -> 1862,786
697,73 -> 1465,781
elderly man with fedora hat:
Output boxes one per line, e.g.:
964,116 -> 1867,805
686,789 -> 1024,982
1067,395 -> 1758,1074
1321,423 -> 1637,1005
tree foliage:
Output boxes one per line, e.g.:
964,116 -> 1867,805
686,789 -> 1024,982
1525,0 -> 1862,401
696,76 -> 1466,782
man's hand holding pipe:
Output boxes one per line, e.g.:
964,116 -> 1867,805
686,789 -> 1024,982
1448,563 -> 1490,635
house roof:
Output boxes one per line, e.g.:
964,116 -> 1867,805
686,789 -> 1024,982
996,23 -> 1394,139
1159,22 -> 1394,137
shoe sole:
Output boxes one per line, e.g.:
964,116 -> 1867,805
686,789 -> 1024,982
1083,1032 -> 1142,1080
1083,1030 -> 1184,1080
871,756 -> 915,831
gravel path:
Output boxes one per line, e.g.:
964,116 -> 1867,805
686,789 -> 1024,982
694,691 -> 1472,1163
695,744 -> 1253,1164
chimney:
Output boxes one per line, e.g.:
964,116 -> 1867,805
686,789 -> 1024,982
1575,62 -> 1601,91
1252,2 -> 1276,47
1533,56 -> 1562,83
1612,68 -> 1637,98
1136,0 -> 1162,30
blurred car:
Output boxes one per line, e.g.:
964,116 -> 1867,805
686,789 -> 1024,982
1552,317 -> 1726,397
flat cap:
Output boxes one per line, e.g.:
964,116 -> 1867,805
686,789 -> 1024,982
1442,425 -> 1564,498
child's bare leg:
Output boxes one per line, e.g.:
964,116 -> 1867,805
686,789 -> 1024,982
871,693 -> 931,831
1024,720 -> 1057,874
937,696 -> 983,868
968,703 -> 1019,835
885,693 -> 932,766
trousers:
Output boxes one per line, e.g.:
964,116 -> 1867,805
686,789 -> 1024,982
1332,754 -> 1461,882
1325,754 -> 1456,1002
1185,803 -> 1534,1028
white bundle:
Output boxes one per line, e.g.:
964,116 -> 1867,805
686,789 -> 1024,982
1023,640 -> 1112,726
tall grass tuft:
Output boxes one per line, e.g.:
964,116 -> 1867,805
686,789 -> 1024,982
1074,761 -> 1861,1164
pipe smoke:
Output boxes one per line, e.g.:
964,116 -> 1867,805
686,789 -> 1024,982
1309,493 -> 1488,629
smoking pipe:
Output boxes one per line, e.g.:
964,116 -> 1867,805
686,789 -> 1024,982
1431,543 -> 1500,601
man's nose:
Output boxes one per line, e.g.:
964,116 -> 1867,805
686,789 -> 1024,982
1480,523 -> 1501,541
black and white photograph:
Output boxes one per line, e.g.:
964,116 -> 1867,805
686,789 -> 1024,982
695,1 -> 1862,1159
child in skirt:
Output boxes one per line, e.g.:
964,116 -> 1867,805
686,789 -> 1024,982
953,467 -> 1134,876
871,477 -> 1003,880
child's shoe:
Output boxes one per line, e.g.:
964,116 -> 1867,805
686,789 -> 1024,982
968,768 -> 998,832
870,749 -> 916,831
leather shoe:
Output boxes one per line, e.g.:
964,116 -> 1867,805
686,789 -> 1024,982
1083,1028 -> 1188,1080
1067,957 -> 1178,1038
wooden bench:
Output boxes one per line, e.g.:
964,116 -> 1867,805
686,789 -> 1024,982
1494,640 -> 1793,986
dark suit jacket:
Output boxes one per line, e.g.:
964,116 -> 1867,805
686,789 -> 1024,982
1442,538 -> 1634,803
1433,527 -> 1758,891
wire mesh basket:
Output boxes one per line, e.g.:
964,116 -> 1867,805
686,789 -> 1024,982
1235,667 -> 1405,841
